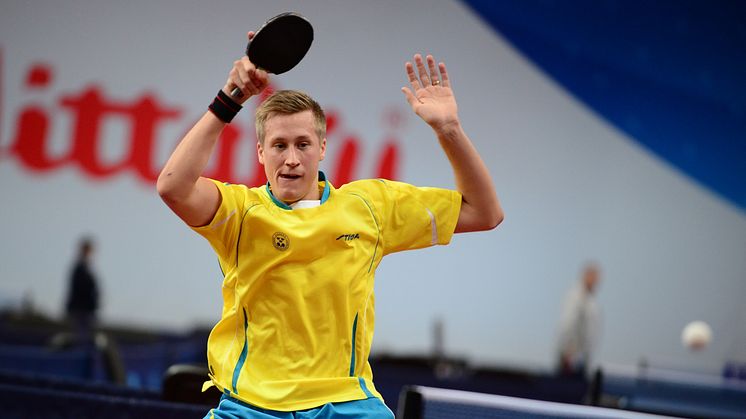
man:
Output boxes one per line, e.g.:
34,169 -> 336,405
65,237 -> 99,343
157,31 -> 503,418
557,264 -> 602,378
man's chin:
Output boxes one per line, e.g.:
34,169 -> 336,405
272,180 -> 316,204
273,189 -> 301,205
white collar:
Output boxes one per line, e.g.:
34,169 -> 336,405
290,200 -> 321,209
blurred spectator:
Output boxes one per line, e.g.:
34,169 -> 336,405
65,237 -> 100,343
556,263 -> 601,377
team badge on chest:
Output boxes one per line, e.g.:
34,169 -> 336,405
272,232 -> 290,251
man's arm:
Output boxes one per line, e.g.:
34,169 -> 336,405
156,113 -> 226,227
157,33 -> 269,226
401,54 -> 503,233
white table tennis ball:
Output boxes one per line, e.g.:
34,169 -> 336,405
682,321 -> 712,350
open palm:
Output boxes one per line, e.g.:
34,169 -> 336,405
402,54 -> 459,130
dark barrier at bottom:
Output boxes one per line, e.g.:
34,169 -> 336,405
0,382 -> 210,419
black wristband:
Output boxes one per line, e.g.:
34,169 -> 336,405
208,90 -> 242,123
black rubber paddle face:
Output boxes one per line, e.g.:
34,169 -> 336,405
247,12 -> 314,74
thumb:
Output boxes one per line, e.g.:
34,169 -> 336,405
401,87 -> 419,108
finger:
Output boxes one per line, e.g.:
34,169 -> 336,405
240,55 -> 255,69
239,66 -> 269,96
228,62 -> 246,94
246,68 -> 261,93
427,55 -> 440,86
252,68 -> 269,90
236,60 -> 253,94
248,31 -> 256,41
401,87 -> 420,107
240,58 -> 263,95
414,54 -> 430,86
439,62 -> 451,88
405,62 -> 421,90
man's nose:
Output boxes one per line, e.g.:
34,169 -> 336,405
285,148 -> 300,166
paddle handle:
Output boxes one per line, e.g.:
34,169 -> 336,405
230,88 -> 244,99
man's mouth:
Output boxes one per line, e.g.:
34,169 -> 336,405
278,174 -> 302,181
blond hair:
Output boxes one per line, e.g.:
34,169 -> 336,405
255,90 -> 326,144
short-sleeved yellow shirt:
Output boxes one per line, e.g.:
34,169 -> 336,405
192,173 -> 461,411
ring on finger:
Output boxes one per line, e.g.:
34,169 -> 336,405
432,79 -> 440,86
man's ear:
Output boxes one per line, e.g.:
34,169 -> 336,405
319,137 -> 327,161
257,141 -> 265,165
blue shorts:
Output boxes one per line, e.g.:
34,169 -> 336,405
205,394 -> 395,419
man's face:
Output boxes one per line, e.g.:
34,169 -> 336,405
583,266 -> 600,294
257,110 -> 326,204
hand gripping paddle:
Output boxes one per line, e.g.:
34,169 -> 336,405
230,12 -> 314,98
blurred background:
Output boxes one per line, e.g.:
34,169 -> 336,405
1,1 -> 745,417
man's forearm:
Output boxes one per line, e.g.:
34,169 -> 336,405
157,111 -> 225,201
434,122 -> 503,232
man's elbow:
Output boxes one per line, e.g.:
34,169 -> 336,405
156,173 -> 171,199
156,171 -> 181,203
458,202 -> 504,233
483,207 -> 504,231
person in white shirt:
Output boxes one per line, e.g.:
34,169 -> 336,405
557,264 -> 601,377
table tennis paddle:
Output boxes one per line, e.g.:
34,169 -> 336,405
230,12 -> 314,98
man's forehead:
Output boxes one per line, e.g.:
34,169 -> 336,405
265,111 -> 319,139
266,109 -> 314,122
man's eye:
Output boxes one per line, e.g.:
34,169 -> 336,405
298,143 -> 309,149
274,143 -> 286,149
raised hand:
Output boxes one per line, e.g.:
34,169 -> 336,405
401,54 -> 459,132
222,31 -> 270,103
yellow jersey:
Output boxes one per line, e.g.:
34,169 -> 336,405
192,173 -> 461,411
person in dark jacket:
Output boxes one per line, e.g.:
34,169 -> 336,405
65,237 -> 99,342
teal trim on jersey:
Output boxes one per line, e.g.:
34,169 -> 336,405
265,171 -> 329,210
235,205 -> 258,268
216,259 -> 225,277
349,193 -> 380,273
318,171 -> 330,204
231,308 -> 249,393
265,184 -> 292,210
348,313 -> 359,376
357,377 -> 375,398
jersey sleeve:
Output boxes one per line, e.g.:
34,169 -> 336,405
374,179 -> 462,255
190,179 -> 248,269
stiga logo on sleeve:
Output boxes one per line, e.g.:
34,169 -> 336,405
272,232 -> 290,251
336,233 -> 360,242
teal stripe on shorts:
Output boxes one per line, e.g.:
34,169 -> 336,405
204,394 -> 394,419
